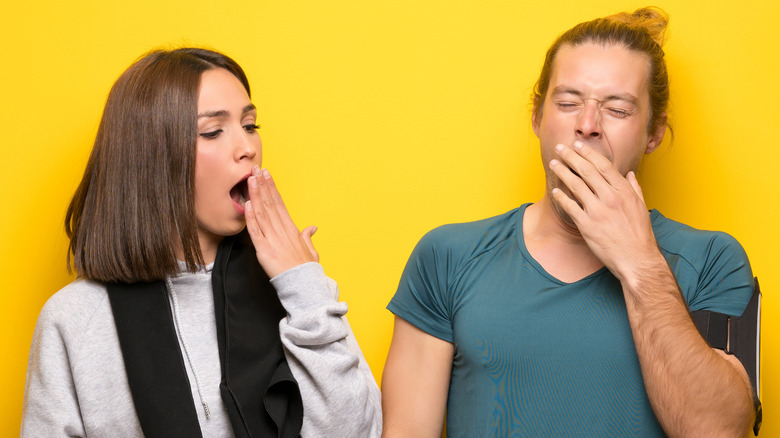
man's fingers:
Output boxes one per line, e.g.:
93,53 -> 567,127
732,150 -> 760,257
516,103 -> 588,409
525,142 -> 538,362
550,158 -> 597,205
572,142 -> 614,174
626,171 -> 645,200
558,142 -> 626,189
551,187 -> 586,224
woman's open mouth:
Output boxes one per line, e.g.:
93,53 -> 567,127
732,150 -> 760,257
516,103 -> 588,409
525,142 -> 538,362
230,176 -> 250,212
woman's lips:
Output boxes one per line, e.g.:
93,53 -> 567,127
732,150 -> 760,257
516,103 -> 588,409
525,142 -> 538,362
230,174 -> 251,214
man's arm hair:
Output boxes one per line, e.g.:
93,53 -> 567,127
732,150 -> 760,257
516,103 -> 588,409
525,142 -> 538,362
621,262 -> 755,437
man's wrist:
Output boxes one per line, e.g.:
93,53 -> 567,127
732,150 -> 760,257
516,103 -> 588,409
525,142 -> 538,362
618,252 -> 678,306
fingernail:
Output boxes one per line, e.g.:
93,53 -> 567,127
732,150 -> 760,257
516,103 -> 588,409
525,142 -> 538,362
248,176 -> 257,188
555,144 -> 564,152
573,141 -> 583,149
550,159 -> 560,166
262,168 -> 271,179
252,165 -> 260,175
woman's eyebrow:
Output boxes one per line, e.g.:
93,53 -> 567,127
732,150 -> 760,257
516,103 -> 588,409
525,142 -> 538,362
198,110 -> 229,119
198,104 -> 256,119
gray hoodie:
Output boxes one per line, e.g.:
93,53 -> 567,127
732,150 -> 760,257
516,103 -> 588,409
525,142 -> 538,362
22,262 -> 381,437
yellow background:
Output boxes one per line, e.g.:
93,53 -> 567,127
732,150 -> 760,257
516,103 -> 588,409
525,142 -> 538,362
2,0 -> 778,435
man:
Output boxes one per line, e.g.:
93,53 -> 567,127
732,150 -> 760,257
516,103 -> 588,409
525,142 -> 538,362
382,7 -> 759,437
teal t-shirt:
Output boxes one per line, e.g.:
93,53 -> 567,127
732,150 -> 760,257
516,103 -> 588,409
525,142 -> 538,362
387,204 -> 753,437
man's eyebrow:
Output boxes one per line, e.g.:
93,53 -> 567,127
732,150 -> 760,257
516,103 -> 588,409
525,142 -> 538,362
551,86 -> 638,105
197,104 -> 257,119
551,86 -> 584,98
603,93 -> 638,105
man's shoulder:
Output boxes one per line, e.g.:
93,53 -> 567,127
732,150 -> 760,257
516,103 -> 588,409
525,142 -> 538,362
651,210 -> 745,255
651,210 -> 750,279
651,211 -> 754,314
415,205 -> 525,256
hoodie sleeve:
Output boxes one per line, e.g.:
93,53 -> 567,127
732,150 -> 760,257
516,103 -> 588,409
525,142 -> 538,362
22,298 -> 87,437
271,262 -> 382,438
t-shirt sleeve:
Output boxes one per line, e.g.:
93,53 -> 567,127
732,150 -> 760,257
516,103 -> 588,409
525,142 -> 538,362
387,228 -> 456,343
683,231 -> 754,316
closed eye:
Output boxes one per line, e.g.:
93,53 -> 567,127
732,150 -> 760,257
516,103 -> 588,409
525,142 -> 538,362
199,129 -> 223,139
606,108 -> 632,118
556,102 -> 580,112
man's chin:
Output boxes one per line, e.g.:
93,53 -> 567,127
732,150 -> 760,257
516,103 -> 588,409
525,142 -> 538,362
545,175 -> 582,226
549,192 -> 580,230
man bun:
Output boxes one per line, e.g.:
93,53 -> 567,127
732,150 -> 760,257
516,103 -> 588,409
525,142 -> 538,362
607,7 -> 669,48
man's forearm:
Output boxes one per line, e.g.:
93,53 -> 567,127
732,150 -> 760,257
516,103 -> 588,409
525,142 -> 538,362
622,258 -> 754,437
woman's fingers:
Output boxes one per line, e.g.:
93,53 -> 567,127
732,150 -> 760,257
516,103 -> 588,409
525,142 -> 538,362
301,225 -> 320,263
251,167 -> 283,231
244,166 -> 319,277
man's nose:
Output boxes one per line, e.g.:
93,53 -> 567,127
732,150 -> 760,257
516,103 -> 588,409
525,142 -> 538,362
575,100 -> 602,139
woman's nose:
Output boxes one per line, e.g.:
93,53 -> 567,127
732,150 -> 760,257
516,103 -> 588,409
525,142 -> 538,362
234,129 -> 259,162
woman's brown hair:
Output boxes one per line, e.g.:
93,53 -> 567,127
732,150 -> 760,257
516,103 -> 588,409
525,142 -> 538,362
66,48 -> 251,283
532,7 -> 670,134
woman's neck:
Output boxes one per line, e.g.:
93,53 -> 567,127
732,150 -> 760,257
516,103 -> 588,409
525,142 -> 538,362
174,230 -> 223,265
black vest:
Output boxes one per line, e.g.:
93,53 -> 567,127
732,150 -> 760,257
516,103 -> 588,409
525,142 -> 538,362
107,231 -> 303,437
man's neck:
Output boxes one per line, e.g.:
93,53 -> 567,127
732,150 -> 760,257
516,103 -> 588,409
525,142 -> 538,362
523,196 -> 605,283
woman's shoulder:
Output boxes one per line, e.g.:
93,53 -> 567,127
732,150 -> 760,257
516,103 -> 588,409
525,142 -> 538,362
44,278 -> 108,310
37,279 -> 112,338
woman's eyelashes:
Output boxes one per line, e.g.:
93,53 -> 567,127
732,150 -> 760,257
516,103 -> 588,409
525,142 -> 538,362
198,123 -> 259,139
199,129 -> 223,139
243,123 -> 260,133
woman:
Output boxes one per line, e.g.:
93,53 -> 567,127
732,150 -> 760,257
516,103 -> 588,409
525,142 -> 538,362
22,48 -> 381,437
